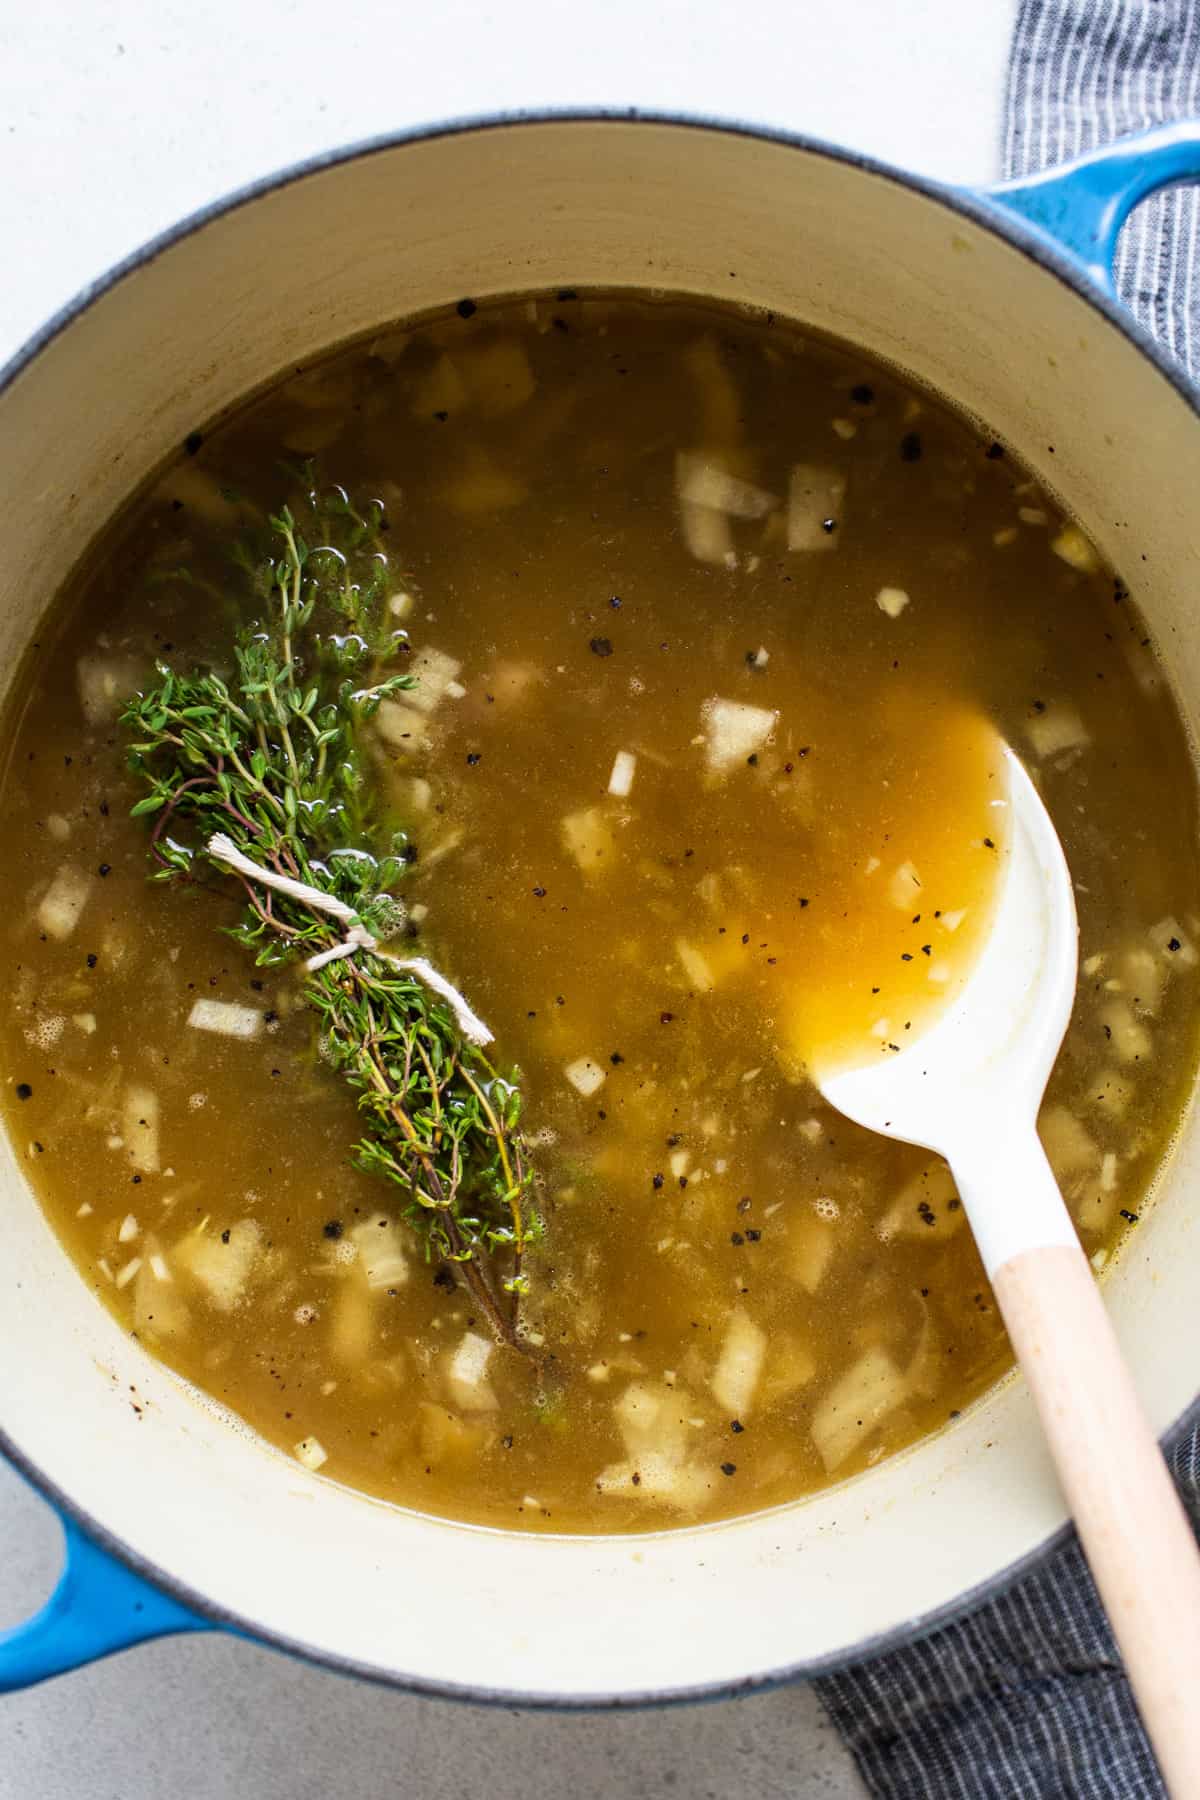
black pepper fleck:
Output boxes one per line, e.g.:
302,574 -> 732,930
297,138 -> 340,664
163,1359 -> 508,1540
589,636 -> 614,658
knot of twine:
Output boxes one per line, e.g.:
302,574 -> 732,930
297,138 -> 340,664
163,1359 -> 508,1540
207,833 -> 493,1047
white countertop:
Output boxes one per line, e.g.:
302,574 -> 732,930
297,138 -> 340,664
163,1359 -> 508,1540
0,2 -> 1015,1794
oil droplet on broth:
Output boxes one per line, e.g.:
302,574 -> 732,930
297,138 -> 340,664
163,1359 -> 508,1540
775,708 -> 1007,1077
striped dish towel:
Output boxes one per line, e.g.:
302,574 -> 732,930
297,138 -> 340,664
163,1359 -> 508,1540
817,5 -> 1200,1794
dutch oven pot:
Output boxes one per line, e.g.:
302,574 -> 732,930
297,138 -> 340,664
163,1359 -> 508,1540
2,113 -> 1200,1703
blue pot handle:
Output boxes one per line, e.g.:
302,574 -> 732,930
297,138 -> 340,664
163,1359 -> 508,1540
987,117 -> 1200,293
0,1506 -> 209,1693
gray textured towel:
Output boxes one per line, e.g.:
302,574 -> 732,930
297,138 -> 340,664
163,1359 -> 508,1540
817,5 -> 1200,1793
1007,0 -> 1200,368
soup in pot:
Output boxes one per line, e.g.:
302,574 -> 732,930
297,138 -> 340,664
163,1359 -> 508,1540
1,292 -> 1196,1531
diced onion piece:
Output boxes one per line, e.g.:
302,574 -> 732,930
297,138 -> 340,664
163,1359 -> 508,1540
888,861 -> 922,909
1026,703 -> 1090,759
940,908 -> 967,932
1149,916 -> 1198,967
711,1311 -> 766,1418
117,1213 -> 139,1244
374,700 -> 428,749
446,1330 -> 499,1411
1122,945 -> 1164,1013
1121,636 -> 1163,697
122,1084 -> 160,1174
411,352 -> 469,417
787,465 -> 846,551
1088,1068 -> 1135,1119
684,335 -> 740,440
875,586 -> 910,619
459,340 -> 537,418
762,1332 -> 817,1404
487,660 -> 542,711
174,1219 -> 263,1310
1038,1104 -> 1098,1177
700,696 -> 778,774
595,1455 -> 711,1505
1099,1000 -> 1152,1065
812,1347 -> 909,1473
405,647 -> 463,716
294,1436 -> 328,1472
791,1215 -> 837,1293
157,463 -> 242,526
564,1057 -> 606,1098
115,1255 -> 143,1290
878,1161 -> 964,1241
613,1381 -> 689,1465
561,806 -> 617,874
441,446 -> 528,515
188,998 -> 262,1040
132,1242 -> 189,1339
46,813 -> 70,842
1100,1151 -> 1118,1193
607,750 -> 637,798
73,1012 -> 97,1034
1051,524 -> 1099,572
680,501 -> 735,566
675,937 -> 716,993
675,451 -> 778,519
36,864 -> 93,941
76,652 -> 147,725
349,1215 -> 408,1290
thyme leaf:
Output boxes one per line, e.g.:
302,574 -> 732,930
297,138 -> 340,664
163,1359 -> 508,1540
122,472 -> 540,1347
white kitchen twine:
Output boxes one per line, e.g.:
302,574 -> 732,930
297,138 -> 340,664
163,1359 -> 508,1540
206,833 -> 493,1046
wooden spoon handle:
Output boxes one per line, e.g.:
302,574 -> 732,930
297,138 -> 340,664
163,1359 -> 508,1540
993,1242 -> 1200,1797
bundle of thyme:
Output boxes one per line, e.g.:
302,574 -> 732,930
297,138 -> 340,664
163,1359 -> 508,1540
123,476 -> 539,1347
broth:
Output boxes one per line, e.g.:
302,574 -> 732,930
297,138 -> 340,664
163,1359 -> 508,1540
1,292 -> 1197,1532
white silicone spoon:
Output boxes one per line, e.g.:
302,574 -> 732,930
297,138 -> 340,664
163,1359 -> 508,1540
818,743 -> 1200,1798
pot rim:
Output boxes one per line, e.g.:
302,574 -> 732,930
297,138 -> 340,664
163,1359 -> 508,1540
2,104 -> 1197,1709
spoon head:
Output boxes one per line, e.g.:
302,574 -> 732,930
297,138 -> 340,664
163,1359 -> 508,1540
818,743 -> 1078,1159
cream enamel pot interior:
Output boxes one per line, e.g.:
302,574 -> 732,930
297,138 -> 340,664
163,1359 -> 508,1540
3,113 -> 1200,1703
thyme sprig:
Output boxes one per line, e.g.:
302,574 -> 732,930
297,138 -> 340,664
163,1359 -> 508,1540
122,476 -> 539,1347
